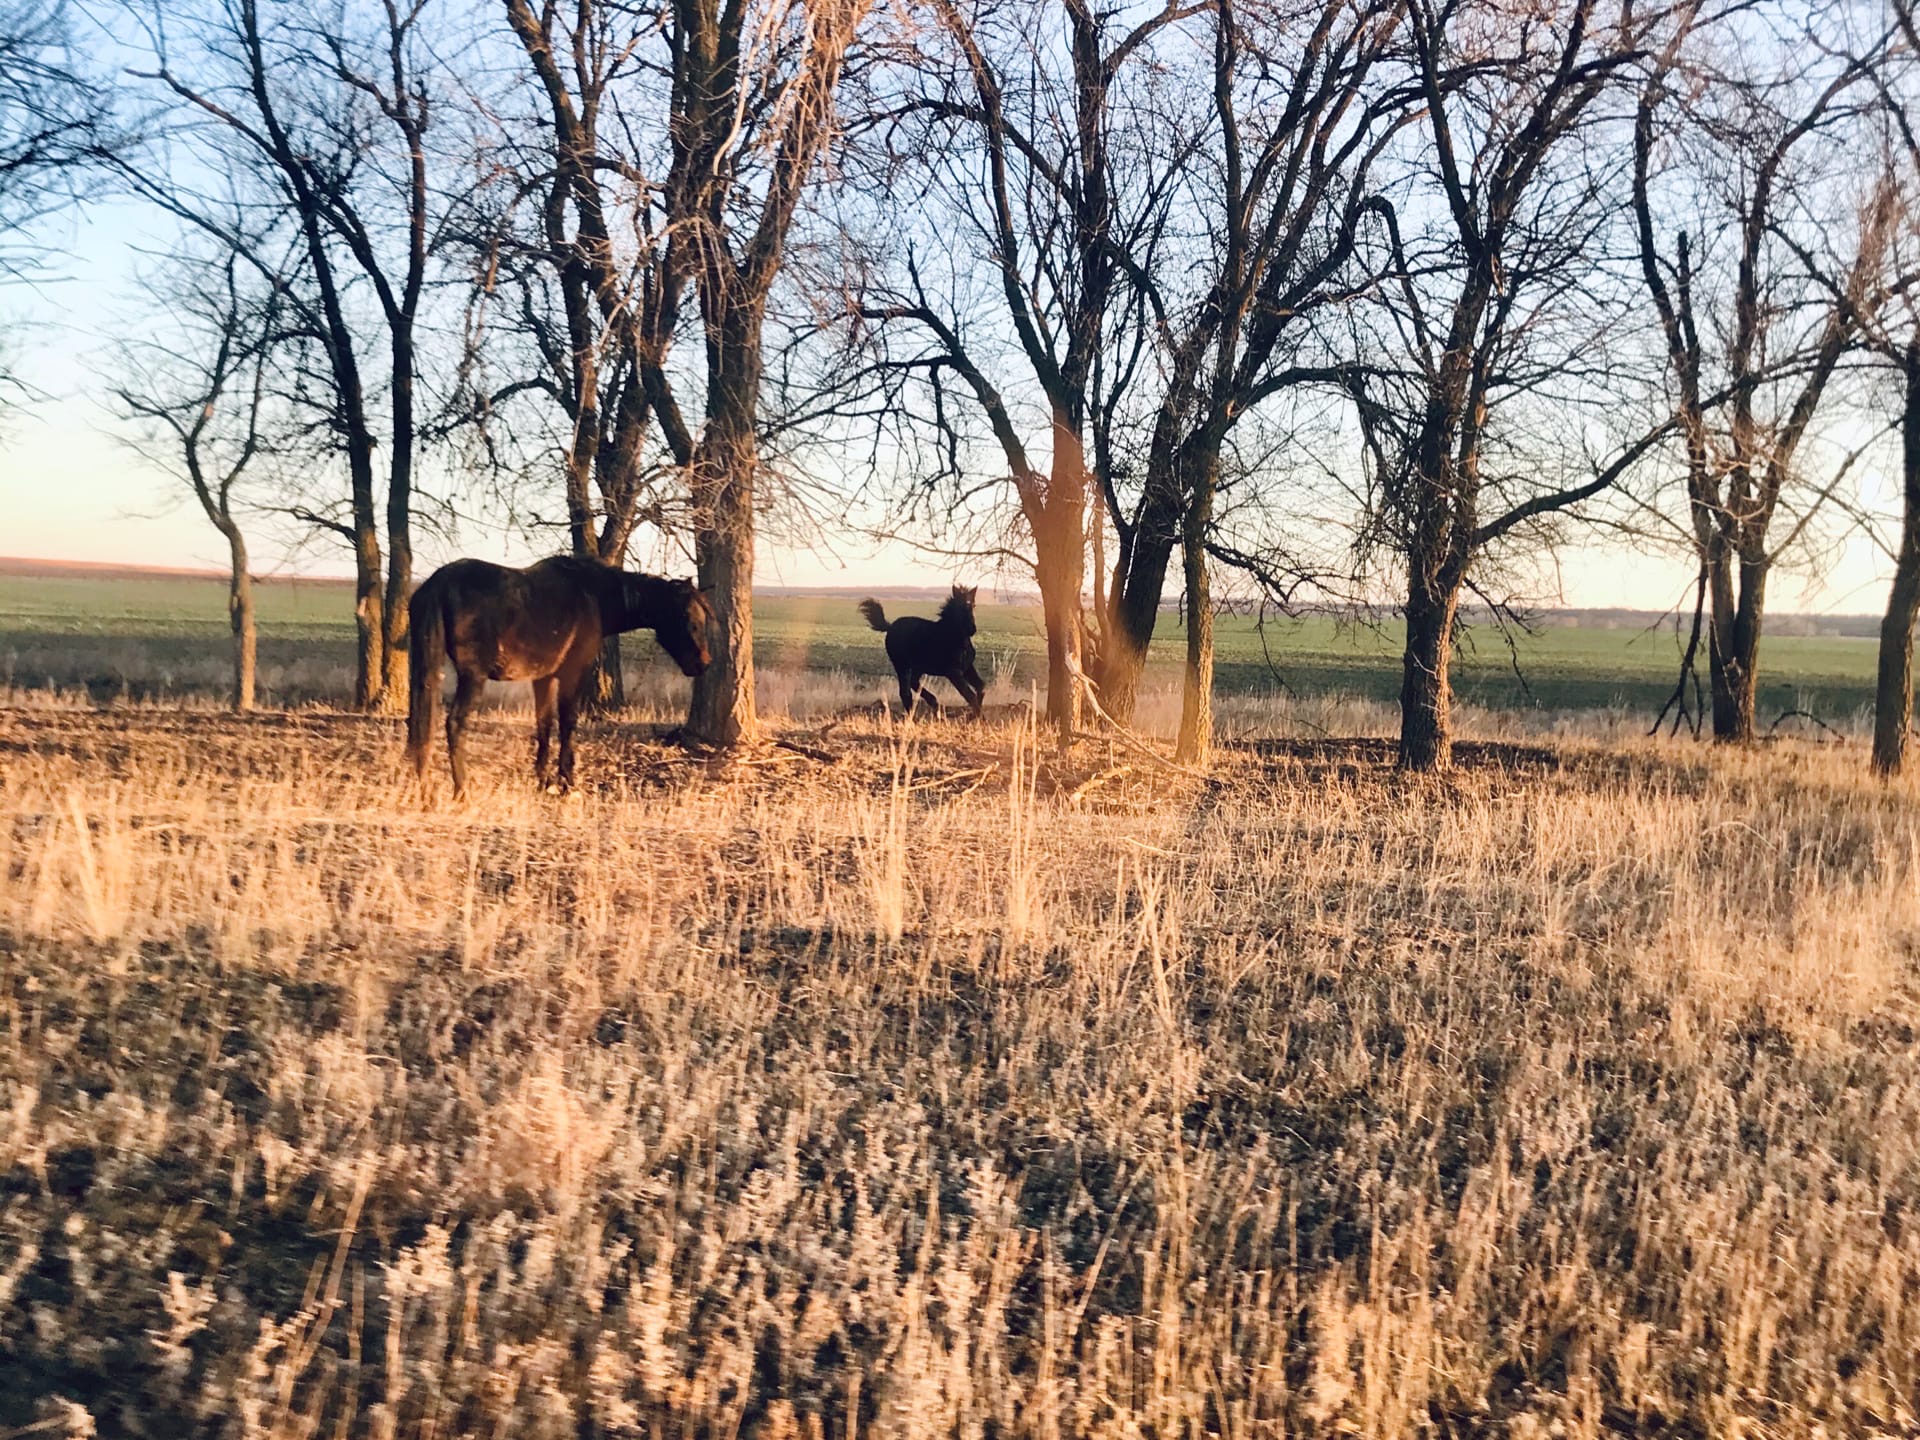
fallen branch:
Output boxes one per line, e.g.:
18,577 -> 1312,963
1767,708 -> 1846,743
1064,653 -> 1210,780
773,736 -> 841,763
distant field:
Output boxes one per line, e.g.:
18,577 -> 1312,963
0,568 -> 1881,721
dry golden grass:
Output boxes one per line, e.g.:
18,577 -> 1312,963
1,695 -> 1917,1437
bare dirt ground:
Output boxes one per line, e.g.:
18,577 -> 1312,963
1,702 -> 1917,1437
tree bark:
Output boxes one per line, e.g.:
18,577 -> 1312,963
377,341 -> 414,714
351,502 -> 384,711
689,449 -> 756,745
1706,549 -> 1764,743
1034,424 -> 1088,743
1035,517 -> 1083,743
223,523 -> 256,713
1875,338 -> 1920,776
1399,565 -> 1461,772
687,322 -> 761,747
1101,437 -> 1185,723
1175,473 -> 1213,765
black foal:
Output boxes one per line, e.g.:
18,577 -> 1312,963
857,585 -> 986,719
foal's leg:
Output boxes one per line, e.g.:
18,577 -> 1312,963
896,668 -> 919,716
532,676 -> 558,788
446,671 -> 480,797
958,660 -> 986,719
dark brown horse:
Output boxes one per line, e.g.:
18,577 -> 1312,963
857,586 -> 985,719
407,555 -> 711,793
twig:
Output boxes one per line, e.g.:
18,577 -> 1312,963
909,764 -> 996,792
1068,763 -> 1136,804
1649,565 -> 1708,739
773,736 -> 841,763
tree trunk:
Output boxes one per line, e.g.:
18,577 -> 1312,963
376,347 -> 415,714
224,523 -> 256,713
1175,476 -> 1213,765
687,326 -> 760,748
1035,517 -> 1083,744
351,507 -> 384,711
1399,568 -> 1461,772
1034,424 -> 1087,744
584,635 -> 626,710
1102,452 -> 1184,724
1707,549 -> 1765,743
1875,339 -> 1920,777
379,559 -> 409,713
584,375 -> 652,713
689,451 -> 755,744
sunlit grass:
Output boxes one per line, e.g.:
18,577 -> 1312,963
0,692 -> 1915,1436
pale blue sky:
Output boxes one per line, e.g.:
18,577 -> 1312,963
0,198 -> 1900,615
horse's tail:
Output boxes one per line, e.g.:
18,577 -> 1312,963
857,598 -> 890,633
406,577 -> 446,778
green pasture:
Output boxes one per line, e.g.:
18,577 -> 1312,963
0,571 -> 1881,720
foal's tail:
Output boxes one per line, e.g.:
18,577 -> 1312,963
406,578 -> 447,778
857,598 -> 890,633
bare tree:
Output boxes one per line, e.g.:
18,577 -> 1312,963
120,0 -> 445,710
854,0 -> 1189,742
1,0 -> 111,400
111,250 -> 285,710
488,0 -> 875,746
1094,0 -> 1407,761
1634,19 -> 1884,744
1874,325 -> 1920,774
668,0 -> 879,746
1353,0 -> 1678,771
482,0 -> 684,707
1844,0 -> 1920,776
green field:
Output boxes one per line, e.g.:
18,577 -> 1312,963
0,570 -> 1882,720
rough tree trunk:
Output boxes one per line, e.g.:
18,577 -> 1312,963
1102,451 -> 1184,724
690,456 -> 755,744
1874,338 -> 1920,777
584,389 -> 647,712
377,354 -> 415,714
687,325 -> 760,748
1707,549 -> 1765,743
1399,566 -> 1462,772
223,523 -> 256,713
351,503 -> 384,712
1175,476 -> 1213,765
1035,425 -> 1087,744
379,554 -> 409,714
1036,518 -> 1083,744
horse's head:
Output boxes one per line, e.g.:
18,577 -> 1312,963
650,577 -> 713,677
943,584 -> 979,637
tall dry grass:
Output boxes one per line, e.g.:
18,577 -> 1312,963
0,699 -> 1915,1437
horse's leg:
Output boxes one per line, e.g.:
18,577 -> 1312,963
896,668 -> 918,715
556,688 -> 580,792
917,684 -> 942,718
447,670 -> 480,797
532,676 -> 558,788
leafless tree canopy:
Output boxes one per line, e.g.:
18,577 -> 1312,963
0,0 -> 114,399
16,0 -> 1915,765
